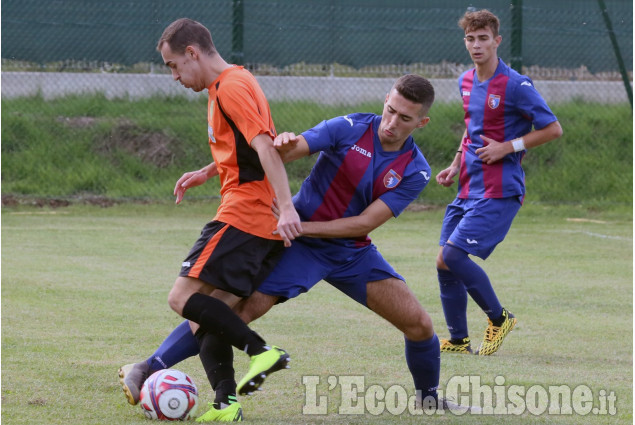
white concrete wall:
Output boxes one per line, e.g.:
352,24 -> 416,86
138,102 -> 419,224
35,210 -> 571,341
1,72 -> 630,104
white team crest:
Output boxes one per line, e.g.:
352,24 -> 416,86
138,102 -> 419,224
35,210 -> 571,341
383,169 -> 402,189
488,94 -> 501,109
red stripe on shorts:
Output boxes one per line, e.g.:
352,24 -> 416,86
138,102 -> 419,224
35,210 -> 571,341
188,224 -> 229,278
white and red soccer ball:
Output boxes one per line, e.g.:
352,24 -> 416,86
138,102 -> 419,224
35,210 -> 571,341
139,369 -> 199,420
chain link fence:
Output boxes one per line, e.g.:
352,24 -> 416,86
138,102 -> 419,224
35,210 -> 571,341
2,0 -> 632,206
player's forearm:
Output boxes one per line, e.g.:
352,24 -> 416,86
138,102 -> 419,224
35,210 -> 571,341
275,134 -> 311,164
301,201 -> 394,239
254,138 -> 295,209
199,162 -> 219,179
301,217 -> 377,238
519,121 -> 563,150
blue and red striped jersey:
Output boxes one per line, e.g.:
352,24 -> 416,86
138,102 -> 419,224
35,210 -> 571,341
294,113 -> 431,247
458,59 -> 558,199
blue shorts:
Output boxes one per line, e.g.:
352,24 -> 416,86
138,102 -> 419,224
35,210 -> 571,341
257,237 -> 404,307
439,197 -> 522,259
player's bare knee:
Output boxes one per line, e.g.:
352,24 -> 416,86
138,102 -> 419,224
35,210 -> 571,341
405,311 -> 435,341
436,248 -> 448,270
167,286 -> 184,315
168,278 -> 192,316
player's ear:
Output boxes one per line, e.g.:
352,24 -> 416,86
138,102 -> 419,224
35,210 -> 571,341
417,116 -> 430,128
185,45 -> 199,59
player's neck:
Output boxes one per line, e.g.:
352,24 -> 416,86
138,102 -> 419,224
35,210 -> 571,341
474,58 -> 499,82
206,55 -> 233,86
381,139 -> 406,152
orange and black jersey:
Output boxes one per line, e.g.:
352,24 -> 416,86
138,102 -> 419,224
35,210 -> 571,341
206,66 -> 280,240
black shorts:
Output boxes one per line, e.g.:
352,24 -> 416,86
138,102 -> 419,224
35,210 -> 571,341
179,221 -> 285,297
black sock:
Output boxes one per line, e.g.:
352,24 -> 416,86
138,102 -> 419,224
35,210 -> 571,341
195,330 -> 236,407
183,293 -> 266,353
213,382 -> 238,408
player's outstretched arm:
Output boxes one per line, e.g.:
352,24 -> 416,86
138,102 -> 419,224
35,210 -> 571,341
300,199 -> 395,239
174,162 -> 219,204
273,132 -> 311,163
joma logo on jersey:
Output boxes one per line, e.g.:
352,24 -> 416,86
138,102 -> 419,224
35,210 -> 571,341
462,90 -> 471,97
350,144 -> 371,158
383,169 -> 402,189
488,94 -> 501,109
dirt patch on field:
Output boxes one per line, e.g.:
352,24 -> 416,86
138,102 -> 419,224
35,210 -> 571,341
56,115 -> 182,167
95,119 -> 182,168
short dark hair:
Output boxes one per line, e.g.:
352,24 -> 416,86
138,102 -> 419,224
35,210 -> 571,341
458,9 -> 500,38
392,74 -> 435,112
157,18 -> 216,55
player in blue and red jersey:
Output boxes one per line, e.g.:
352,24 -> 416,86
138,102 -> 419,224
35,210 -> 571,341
435,9 -> 563,356
120,75 -> 476,415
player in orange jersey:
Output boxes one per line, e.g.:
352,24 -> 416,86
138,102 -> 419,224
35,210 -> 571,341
121,18 -> 302,422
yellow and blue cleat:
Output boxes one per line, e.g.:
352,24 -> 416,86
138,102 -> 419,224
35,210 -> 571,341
440,337 -> 473,354
475,308 -> 517,355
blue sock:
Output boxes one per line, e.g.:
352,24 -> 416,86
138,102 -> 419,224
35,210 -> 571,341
404,334 -> 440,402
437,268 -> 469,340
146,320 -> 200,371
442,245 -> 503,320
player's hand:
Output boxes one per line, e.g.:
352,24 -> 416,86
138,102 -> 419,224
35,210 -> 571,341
476,136 -> 514,164
271,198 -> 303,247
436,166 -> 459,187
273,132 -> 299,148
271,197 -> 282,220
174,170 -> 209,204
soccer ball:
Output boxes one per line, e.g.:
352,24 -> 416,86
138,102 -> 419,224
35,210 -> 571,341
139,369 -> 199,420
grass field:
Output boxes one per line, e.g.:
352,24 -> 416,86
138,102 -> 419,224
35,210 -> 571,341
1,201 -> 632,424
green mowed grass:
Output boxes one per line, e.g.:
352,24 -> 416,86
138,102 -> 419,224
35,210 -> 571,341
1,202 -> 632,424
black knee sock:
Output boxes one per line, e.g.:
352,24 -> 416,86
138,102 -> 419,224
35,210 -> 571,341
183,293 -> 267,355
195,329 -> 236,407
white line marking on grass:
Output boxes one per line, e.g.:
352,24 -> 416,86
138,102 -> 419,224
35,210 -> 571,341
559,230 -> 631,241
566,218 -> 608,224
